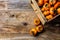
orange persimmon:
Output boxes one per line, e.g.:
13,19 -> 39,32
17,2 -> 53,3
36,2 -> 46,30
46,15 -> 53,20
36,25 -> 43,32
41,7 -> 45,11
43,11 -> 50,16
49,0 -> 56,5
54,2 -> 60,9
34,18 -> 40,26
38,0 -> 44,6
44,0 -> 49,3
43,3 -> 51,11
30,28 -> 37,36
50,7 -> 54,15
57,8 -> 60,14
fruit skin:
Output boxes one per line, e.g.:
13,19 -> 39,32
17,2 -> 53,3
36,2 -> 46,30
43,11 -> 50,16
49,0 -> 56,5
46,15 -> 53,20
43,3 -> 51,11
38,0 -> 44,6
36,25 -> 43,32
57,8 -> 60,14
34,18 -> 40,26
50,7 -> 54,15
30,28 -> 37,36
41,7 -> 45,12
44,0 -> 49,3
54,2 -> 60,9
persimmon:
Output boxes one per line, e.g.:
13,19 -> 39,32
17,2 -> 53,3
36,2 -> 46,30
36,25 -> 43,32
34,18 -> 40,26
38,0 -> 44,6
57,8 -> 60,14
54,2 -> 60,9
46,15 -> 53,20
44,0 -> 49,3
30,28 -> 37,36
41,7 -> 45,11
43,11 -> 50,16
50,7 -> 54,15
49,0 -> 56,5
43,3 -> 51,11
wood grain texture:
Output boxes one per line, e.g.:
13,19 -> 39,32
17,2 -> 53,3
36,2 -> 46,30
0,0 -> 36,33
0,0 -> 60,40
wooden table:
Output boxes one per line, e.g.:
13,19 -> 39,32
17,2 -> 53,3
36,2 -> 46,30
0,0 -> 60,40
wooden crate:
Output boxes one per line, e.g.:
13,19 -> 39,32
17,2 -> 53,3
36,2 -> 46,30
30,0 -> 60,25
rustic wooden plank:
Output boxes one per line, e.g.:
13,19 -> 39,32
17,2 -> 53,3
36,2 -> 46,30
30,0 -> 47,25
0,0 -> 60,40
0,10 -> 37,33
7,0 -> 32,9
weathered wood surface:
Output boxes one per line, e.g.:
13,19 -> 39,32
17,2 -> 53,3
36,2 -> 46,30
0,0 -> 60,40
0,10 -> 37,33
0,0 -> 35,33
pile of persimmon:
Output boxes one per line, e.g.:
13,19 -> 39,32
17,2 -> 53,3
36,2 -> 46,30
37,0 -> 60,20
30,18 -> 44,36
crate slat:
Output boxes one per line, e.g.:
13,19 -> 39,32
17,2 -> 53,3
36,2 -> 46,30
30,0 -> 47,25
